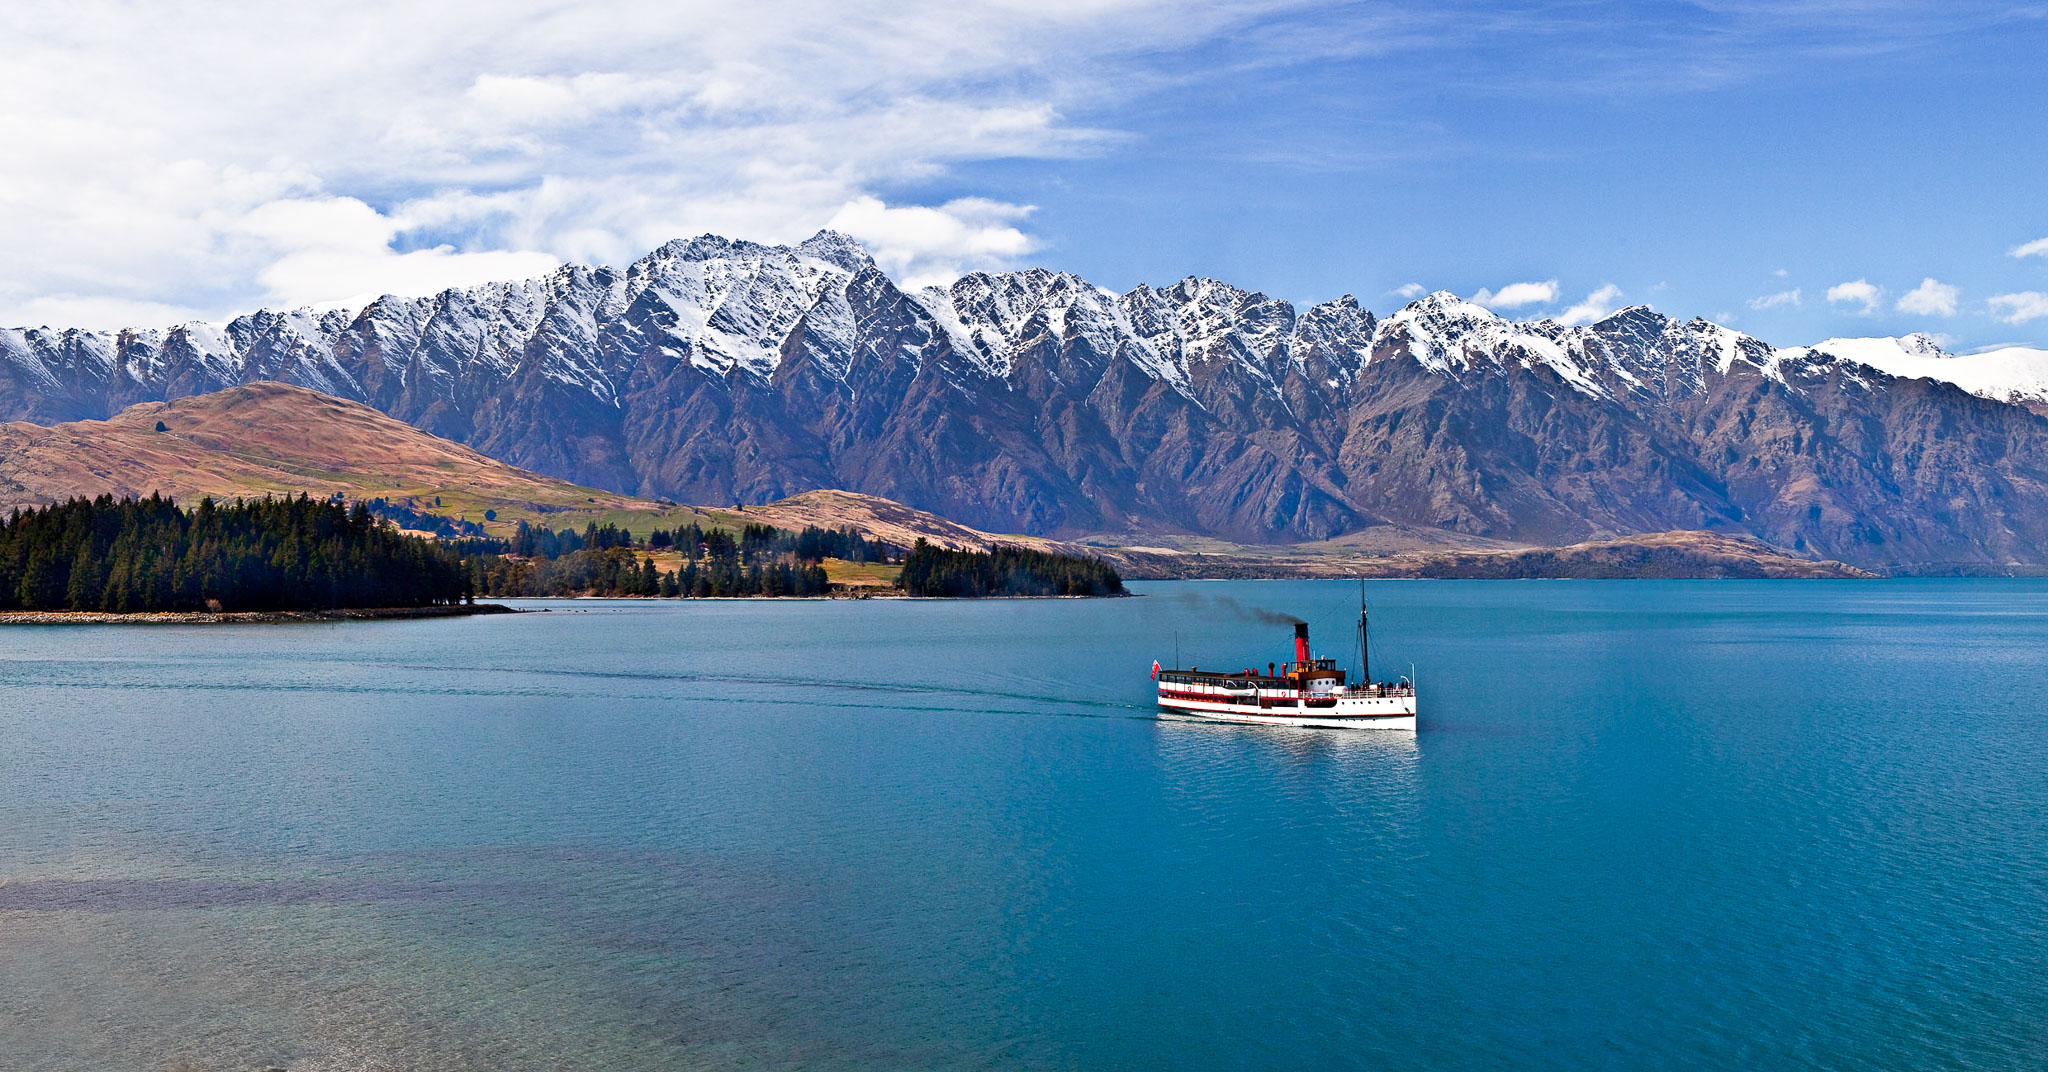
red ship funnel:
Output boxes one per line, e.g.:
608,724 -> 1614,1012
1294,622 -> 1310,666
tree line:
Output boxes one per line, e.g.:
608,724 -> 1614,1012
361,497 -> 488,538
0,495 -> 1126,612
473,518 -> 886,597
471,544 -> 831,598
897,540 -> 1126,597
0,495 -> 471,612
476,523 -> 1122,599
502,519 -> 894,564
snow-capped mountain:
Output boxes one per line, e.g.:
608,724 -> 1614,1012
1784,334 -> 2048,412
6,231 -> 2048,571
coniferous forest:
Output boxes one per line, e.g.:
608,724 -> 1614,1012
469,523 -> 1122,599
0,495 -> 1127,612
897,540 -> 1126,597
0,495 -> 471,612
467,520 -> 871,598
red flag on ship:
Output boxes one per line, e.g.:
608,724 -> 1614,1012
1151,660 -> 1160,680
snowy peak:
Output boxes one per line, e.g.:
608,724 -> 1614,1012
2,232 -> 2036,425
1586,310 -> 1773,396
1379,290 -> 1614,396
1118,277 -> 1294,382
1790,335 -> 2048,408
793,229 -> 878,273
622,232 -> 874,379
1899,332 -> 1946,358
932,268 -> 1160,385
1369,295 -> 1796,403
1290,296 -> 1376,383
12,231 -> 2048,568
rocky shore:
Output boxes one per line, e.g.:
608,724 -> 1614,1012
0,604 -> 518,626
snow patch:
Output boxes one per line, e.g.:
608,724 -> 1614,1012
1798,335 -> 2048,405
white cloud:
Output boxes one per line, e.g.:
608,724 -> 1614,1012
825,196 -> 1037,289
3,295 -> 216,331
4,3 -> 2031,329
260,245 -> 563,314
1773,268 -> 1789,277
2011,236 -> 2048,259
1988,292 -> 2048,325
1894,277 -> 1959,317
1390,283 -> 1425,299
1826,279 -> 1883,314
1748,288 -> 1801,310
1470,279 -> 1559,309
1558,284 -> 1624,325
0,0 -> 1306,326
220,195 -> 561,309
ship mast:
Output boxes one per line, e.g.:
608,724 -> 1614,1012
1357,582 -> 1370,687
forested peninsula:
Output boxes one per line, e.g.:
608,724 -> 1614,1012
0,495 -> 473,613
897,542 -> 1126,597
1,495 -> 1125,617
470,520 -> 1123,598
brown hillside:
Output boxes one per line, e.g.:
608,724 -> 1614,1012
734,490 -> 1062,553
0,384 -> 1061,551
0,382 -> 645,524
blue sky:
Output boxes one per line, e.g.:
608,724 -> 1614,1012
934,1 -> 2048,348
3,1 -> 2044,348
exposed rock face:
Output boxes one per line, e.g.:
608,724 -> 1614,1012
6,232 -> 2048,571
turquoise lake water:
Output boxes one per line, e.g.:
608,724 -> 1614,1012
2,580 -> 2046,1070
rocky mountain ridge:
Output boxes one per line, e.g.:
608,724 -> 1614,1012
1782,333 -> 2048,414
6,232 -> 2048,572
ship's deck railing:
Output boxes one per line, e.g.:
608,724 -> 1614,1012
1157,673 -> 1414,698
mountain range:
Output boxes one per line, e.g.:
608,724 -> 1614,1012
6,232 -> 2048,573
0,383 -> 1868,581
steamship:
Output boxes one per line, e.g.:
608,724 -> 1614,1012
1152,600 -> 1417,730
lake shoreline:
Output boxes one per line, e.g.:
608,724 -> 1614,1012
0,604 -> 519,626
0,593 -> 1137,622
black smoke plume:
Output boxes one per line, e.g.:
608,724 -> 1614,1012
1164,591 -> 1303,626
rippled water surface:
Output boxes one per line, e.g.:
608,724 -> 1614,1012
3,581 -> 2047,1070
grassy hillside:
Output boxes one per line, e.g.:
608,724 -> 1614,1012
0,383 -> 645,531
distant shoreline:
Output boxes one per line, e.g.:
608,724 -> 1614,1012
0,604 -> 519,626
505,592 -> 1123,601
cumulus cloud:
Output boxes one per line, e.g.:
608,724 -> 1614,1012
1894,277 -> 1959,317
1748,288 -> 1801,310
2011,237 -> 2048,259
0,0 -> 1304,326
1470,279 -> 1559,309
1988,292 -> 2048,324
1390,283 -> 1426,299
3,295 -> 217,332
1558,284 -> 1624,325
5,3 -> 2031,329
1826,279 -> 1883,314
825,196 -> 1037,289
223,196 -> 561,309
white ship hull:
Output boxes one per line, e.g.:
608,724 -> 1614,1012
1154,608 -> 1416,731
1155,688 -> 1417,731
